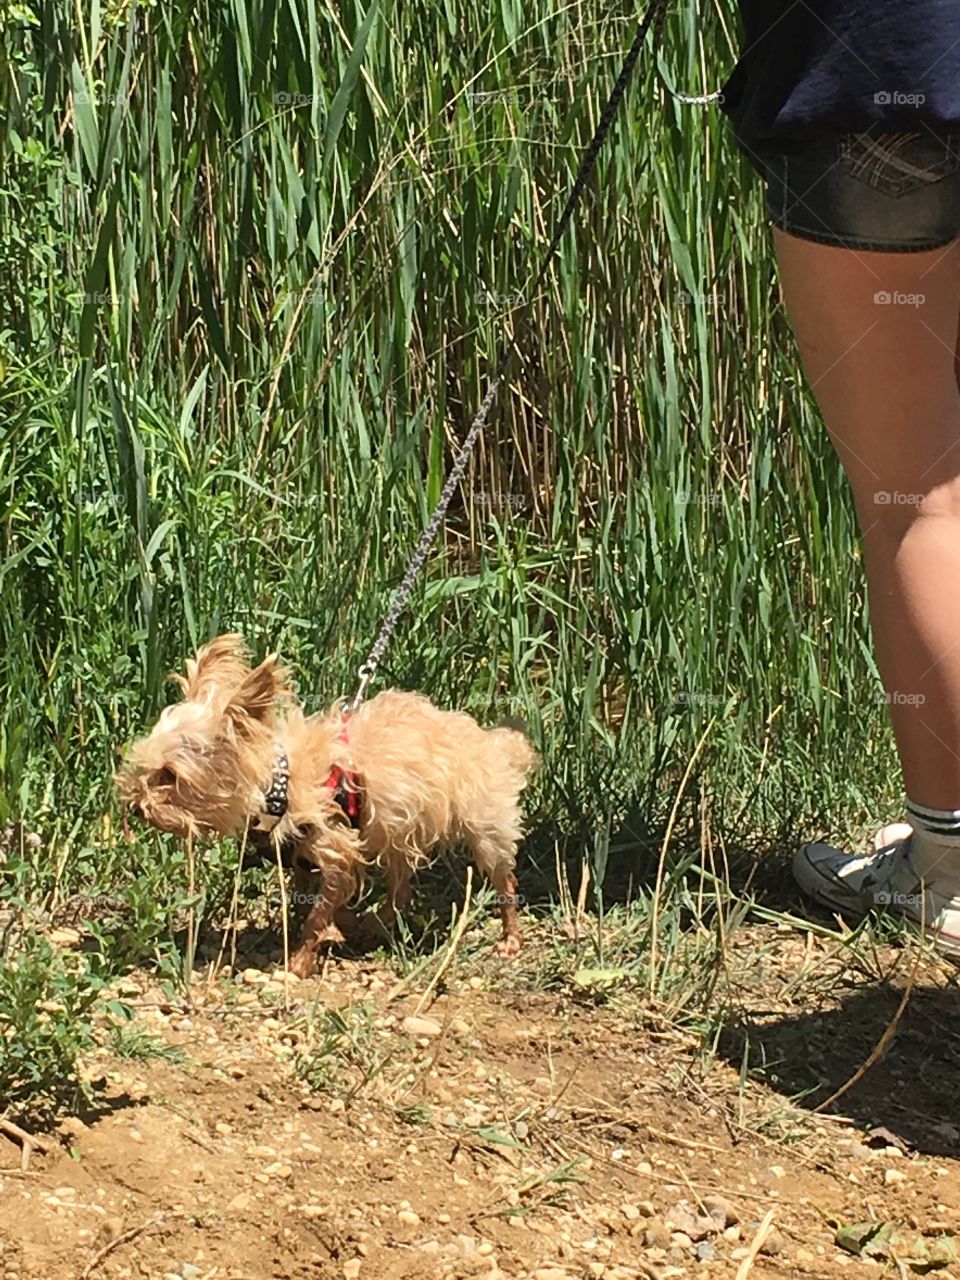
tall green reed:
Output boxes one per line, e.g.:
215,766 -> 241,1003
0,0 -> 896,900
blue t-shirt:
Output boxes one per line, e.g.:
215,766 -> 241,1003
720,1 -> 960,165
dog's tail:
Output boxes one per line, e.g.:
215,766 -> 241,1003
488,718 -> 539,778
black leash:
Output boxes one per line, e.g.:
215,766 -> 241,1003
351,0 -> 672,708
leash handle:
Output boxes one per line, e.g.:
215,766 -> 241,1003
351,0 -> 671,709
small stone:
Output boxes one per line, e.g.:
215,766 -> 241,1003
227,1193 -> 252,1212
343,1262 -> 362,1280
884,1168 -> 907,1186
666,1201 -> 716,1242
533,1270 -> 567,1280
643,1219 -> 671,1249
264,1162 -> 293,1180
702,1194 -> 737,1227
99,1216 -> 124,1241
242,968 -> 268,985
760,1229 -> 783,1256
402,1015 -> 442,1038
450,1018 -> 470,1035
53,1186 -> 77,1200
696,1241 -> 716,1262
723,1225 -> 741,1242
215,1122 -> 232,1136
533,1076 -> 554,1095
768,1165 -> 786,1179
398,1209 -> 421,1226
637,1160 -> 653,1175
621,1204 -> 641,1221
301,1205 -> 327,1219
438,1213 -> 451,1224
796,1248 -> 815,1264
670,1231 -> 693,1250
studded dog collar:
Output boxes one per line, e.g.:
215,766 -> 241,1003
250,727 -> 362,835
250,752 -> 290,833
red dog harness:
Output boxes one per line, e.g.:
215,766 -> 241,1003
323,717 -> 362,828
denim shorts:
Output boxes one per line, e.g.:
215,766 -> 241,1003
760,128 -> 960,252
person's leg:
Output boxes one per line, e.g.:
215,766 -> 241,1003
773,230 -> 960,809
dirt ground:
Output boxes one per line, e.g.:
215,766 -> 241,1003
3,918 -> 960,1280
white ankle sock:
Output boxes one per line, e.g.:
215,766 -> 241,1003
905,799 -> 960,887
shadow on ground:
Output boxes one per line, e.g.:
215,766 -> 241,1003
716,978 -> 960,1159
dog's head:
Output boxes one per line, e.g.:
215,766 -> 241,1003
115,634 -> 291,838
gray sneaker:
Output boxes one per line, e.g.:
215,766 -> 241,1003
793,832 -> 960,957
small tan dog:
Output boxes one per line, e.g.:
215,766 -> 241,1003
116,635 -> 537,977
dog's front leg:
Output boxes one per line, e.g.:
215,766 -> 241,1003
288,854 -> 357,979
287,880 -> 347,978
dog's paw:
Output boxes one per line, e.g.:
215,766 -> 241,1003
316,922 -> 346,947
286,947 -> 317,979
495,933 -> 523,959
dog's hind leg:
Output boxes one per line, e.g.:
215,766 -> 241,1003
381,854 -> 412,925
466,833 -> 523,957
344,851 -> 410,949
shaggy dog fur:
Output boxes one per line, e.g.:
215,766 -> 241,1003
116,635 -> 537,977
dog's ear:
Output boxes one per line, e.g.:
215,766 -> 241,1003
180,634 -> 252,700
223,654 -> 290,728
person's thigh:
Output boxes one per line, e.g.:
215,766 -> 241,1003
772,229 -> 960,516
